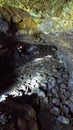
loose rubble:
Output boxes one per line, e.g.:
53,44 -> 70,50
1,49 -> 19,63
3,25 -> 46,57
57,115 -> 70,124
0,41 -> 73,130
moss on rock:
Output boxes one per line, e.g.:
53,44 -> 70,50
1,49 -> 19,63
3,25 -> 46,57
0,0 -> 73,32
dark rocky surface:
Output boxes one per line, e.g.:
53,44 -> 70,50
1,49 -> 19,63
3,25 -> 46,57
0,14 -> 73,130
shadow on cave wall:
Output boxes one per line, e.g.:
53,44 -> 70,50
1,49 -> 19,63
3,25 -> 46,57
0,32 -> 19,94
